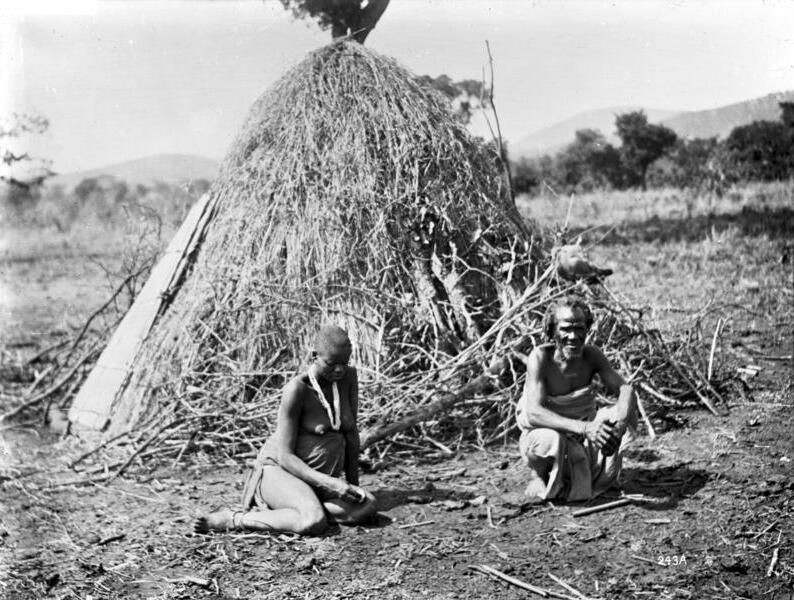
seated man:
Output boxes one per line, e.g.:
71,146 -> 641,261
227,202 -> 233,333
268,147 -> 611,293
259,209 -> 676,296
516,296 -> 637,502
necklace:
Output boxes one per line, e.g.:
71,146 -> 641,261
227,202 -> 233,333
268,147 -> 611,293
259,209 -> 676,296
307,371 -> 341,431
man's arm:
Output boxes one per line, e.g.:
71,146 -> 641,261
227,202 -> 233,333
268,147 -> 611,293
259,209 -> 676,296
521,349 -> 613,447
585,345 -> 636,424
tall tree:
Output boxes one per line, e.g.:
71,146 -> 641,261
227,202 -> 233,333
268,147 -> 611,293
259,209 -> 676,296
279,0 -> 390,43
555,128 -> 621,191
615,111 -> 677,189
725,120 -> 790,182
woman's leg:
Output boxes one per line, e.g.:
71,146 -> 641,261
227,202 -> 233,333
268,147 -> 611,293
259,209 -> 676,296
195,465 -> 327,535
321,490 -> 377,525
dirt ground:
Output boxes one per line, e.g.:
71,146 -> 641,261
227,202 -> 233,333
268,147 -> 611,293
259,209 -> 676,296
1,382 -> 792,599
1,200 -> 792,599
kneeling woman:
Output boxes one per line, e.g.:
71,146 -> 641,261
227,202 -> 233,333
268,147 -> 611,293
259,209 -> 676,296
195,325 -> 377,535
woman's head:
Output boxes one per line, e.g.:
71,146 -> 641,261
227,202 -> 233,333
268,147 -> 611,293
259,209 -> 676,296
311,324 -> 352,381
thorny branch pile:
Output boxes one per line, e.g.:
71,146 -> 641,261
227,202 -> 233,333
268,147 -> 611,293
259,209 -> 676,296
0,42 -> 731,478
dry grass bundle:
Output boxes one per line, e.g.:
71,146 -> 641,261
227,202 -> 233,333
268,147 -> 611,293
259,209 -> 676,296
51,41 -> 726,470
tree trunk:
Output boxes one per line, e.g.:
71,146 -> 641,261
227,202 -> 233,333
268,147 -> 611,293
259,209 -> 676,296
360,373 -> 492,448
352,0 -> 390,43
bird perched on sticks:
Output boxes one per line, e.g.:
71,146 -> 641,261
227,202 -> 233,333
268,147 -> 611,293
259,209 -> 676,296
553,236 -> 614,283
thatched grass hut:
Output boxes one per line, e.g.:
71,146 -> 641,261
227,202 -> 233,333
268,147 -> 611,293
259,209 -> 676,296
102,41 -> 549,444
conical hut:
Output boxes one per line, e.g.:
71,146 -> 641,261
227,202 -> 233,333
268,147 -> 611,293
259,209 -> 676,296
71,41 -> 549,441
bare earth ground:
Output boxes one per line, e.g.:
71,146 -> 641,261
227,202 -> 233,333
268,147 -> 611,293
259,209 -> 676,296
1,202 -> 792,599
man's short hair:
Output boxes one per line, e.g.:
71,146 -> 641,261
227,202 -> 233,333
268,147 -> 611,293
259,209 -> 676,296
542,296 -> 594,341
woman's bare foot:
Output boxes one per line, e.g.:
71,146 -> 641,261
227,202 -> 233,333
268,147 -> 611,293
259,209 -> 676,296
194,509 -> 237,533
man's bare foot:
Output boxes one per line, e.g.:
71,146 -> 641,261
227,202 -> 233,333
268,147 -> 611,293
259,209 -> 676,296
524,476 -> 547,504
194,509 -> 238,533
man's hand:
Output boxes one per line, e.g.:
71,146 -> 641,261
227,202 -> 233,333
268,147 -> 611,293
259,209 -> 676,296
583,420 -> 616,450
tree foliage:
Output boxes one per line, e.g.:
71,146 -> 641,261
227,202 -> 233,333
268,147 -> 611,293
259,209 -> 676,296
278,0 -> 390,43
415,74 -> 489,125
555,129 -> 622,192
512,101 -> 794,197
725,120 -> 791,182
615,111 -> 677,189
1,113 -> 53,190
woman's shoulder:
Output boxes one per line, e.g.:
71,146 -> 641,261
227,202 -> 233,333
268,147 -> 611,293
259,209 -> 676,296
284,373 -> 310,396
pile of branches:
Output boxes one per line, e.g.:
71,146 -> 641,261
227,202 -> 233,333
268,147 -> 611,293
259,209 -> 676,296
0,259 -> 155,428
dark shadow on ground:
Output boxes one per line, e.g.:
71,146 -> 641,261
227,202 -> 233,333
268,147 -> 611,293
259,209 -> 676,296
618,463 -> 710,511
572,206 -> 794,244
372,485 -> 478,511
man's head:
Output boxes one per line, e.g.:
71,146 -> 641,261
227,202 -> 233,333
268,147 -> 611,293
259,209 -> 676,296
312,324 -> 352,381
542,296 -> 593,359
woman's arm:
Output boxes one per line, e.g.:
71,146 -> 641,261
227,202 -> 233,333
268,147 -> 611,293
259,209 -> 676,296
343,368 -> 360,486
274,379 -> 352,499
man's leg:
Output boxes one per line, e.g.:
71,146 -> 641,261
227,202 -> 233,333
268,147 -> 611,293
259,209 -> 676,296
520,428 -> 565,501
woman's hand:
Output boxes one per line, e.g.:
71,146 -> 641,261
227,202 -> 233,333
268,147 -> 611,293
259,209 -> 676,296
328,479 -> 368,503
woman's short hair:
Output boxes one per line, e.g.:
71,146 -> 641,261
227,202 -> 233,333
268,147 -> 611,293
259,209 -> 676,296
542,296 -> 594,341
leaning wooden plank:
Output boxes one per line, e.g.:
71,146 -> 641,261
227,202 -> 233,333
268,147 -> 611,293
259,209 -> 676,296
69,193 -> 218,433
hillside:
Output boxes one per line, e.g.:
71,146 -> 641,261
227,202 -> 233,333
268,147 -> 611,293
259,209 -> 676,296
661,90 -> 794,140
511,90 -> 794,159
47,154 -> 219,189
511,107 -> 682,159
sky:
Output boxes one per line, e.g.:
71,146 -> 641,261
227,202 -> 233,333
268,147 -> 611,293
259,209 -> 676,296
2,0 -> 794,175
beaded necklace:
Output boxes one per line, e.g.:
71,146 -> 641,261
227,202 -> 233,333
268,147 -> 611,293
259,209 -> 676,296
307,370 -> 341,431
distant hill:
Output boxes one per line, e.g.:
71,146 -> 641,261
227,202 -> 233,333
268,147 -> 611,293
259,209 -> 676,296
660,90 -> 794,140
511,90 -> 794,159
48,154 -> 220,189
511,107 -> 682,159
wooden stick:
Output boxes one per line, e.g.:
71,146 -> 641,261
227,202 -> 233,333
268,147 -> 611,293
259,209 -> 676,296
767,547 -> 779,577
486,505 -> 498,528
397,519 -> 434,529
752,520 -> 780,539
767,531 -> 781,577
631,554 -> 659,565
473,564 -> 548,597
636,394 -> 656,439
547,572 -> 589,600
572,498 -> 632,518
638,382 -> 678,406
707,318 -> 723,381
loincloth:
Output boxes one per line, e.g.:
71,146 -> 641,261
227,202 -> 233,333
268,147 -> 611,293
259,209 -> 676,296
241,431 -> 347,509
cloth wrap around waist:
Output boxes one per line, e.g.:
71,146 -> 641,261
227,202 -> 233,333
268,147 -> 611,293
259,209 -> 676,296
516,385 -> 597,431
241,430 -> 347,509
